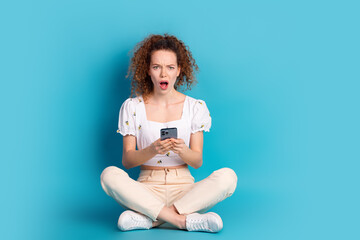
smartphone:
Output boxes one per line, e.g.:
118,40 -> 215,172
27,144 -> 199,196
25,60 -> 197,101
160,127 -> 177,141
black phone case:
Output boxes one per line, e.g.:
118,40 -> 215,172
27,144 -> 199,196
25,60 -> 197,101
160,127 -> 178,140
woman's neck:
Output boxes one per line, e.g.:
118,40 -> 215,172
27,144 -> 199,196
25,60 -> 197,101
147,90 -> 183,105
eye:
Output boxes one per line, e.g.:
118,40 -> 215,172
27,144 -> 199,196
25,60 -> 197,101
169,66 -> 175,70
153,66 -> 159,69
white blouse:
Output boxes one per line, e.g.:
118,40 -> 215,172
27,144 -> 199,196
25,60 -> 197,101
116,95 -> 211,167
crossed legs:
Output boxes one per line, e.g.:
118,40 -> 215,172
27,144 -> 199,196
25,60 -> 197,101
153,205 -> 186,229
101,166 -> 237,230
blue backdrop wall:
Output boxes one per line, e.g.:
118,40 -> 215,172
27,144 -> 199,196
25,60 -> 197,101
1,0 -> 359,239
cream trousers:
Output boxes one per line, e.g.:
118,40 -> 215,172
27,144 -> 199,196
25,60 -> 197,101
100,166 -> 237,221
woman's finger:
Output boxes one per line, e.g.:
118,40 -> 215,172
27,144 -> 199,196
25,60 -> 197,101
173,141 -> 183,147
156,145 -> 172,154
160,141 -> 173,148
160,145 -> 173,154
171,138 -> 184,145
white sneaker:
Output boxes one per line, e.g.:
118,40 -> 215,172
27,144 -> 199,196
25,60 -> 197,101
117,210 -> 153,231
185,212 -> 223,232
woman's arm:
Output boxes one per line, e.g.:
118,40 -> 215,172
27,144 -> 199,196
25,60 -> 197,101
171,131 -> 204,169
122,135 -> 173,169
122,135 -> 154,169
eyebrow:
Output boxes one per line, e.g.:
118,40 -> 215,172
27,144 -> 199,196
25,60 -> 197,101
151,63 -> 176,66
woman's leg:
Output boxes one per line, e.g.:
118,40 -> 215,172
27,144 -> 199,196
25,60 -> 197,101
156,205 -> 186,229
152,168 -> 237,232
152,220 -> 165,228
152,168 -> 237,229
173,168 -> 238,215
100,166 -> 165,222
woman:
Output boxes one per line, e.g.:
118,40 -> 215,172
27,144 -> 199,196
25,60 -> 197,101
100,34 -> 237,232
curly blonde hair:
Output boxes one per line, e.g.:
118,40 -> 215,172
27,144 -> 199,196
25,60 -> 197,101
126,33 -> 199,102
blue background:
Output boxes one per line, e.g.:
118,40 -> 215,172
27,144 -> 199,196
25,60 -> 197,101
1,0 -> 359,239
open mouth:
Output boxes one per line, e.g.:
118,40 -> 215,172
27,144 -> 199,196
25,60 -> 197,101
160,81 -> 169,90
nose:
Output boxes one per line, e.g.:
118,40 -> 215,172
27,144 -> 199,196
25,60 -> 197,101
160,68 -> 167,78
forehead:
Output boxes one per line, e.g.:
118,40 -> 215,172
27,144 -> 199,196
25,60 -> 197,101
150,50 -> 177,64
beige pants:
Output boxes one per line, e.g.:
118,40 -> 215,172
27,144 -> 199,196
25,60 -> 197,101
100,166 -> 237,221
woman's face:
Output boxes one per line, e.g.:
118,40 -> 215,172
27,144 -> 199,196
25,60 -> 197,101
148,50 -> 181,94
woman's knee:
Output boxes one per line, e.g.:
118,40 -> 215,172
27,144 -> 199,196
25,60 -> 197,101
214,167 -> 238,195
100,166 -> 127,190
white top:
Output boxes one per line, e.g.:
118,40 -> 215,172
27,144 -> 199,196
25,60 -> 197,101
116,95 -> 212,167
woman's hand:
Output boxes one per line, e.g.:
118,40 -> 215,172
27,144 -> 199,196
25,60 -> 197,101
148,137 -> 201,168
169,138 -> 189,155
150,138 -> 174,155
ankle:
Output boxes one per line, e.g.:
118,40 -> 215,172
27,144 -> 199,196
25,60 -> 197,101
152,220 -> 164,228
176,215 -> 186,229
152,221 -> 158,228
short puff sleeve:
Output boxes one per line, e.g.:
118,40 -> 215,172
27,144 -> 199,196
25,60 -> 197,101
116,98 -> 136,136
191,99 -> 212,134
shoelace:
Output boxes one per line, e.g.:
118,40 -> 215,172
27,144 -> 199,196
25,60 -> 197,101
188,217 -> 210,231
129,215 -> 150,227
